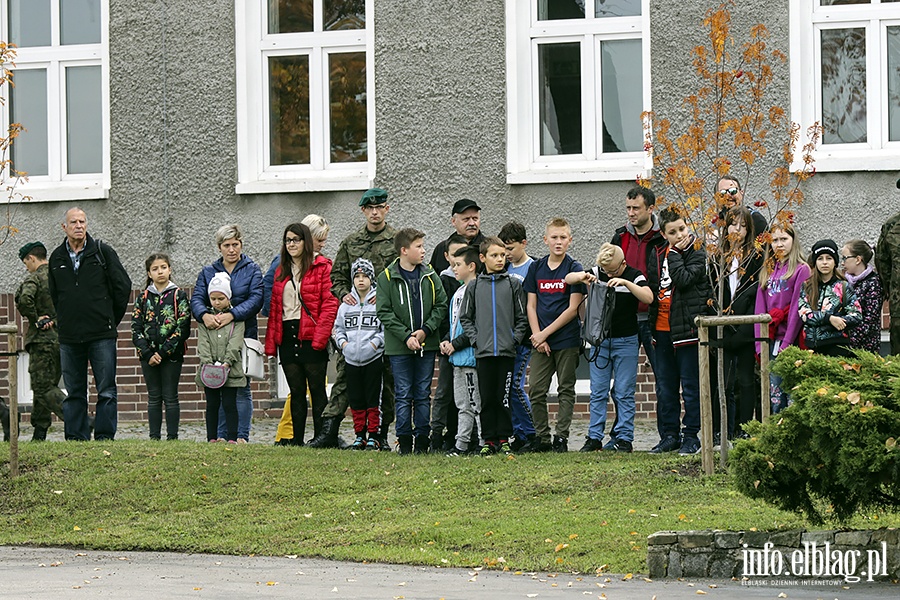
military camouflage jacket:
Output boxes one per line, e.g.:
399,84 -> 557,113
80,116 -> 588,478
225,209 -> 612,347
876,211 -> 900,321
331,223 -> 397,300
14,263 -> 57,349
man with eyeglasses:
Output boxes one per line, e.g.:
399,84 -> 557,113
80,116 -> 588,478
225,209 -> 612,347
875,178 -> 900,355
308,188 -> 398,449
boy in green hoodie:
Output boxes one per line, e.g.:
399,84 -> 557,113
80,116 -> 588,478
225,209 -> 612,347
376,228 -> 448,455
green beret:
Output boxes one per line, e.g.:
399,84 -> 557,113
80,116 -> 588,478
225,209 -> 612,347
359,187 -> 388,206
18,241 -> 45,261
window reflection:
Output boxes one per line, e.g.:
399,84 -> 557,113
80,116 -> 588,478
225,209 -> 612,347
538,0 -> 585,20
9,69 -> 49,176
889,26 -> 900,141
539,43 -> 582,155
268,0 -> 313,34
595,0 -> 641,18
324,0 -> 365,30
329,52 -> 367,162
600,39 -> 642,152
821,28 -> 867,144
66,66 -> 103,174
269,56 -> 311,165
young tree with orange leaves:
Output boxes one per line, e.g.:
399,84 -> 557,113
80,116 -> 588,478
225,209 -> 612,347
0,41 -> 26,248
640,2 -> 820,442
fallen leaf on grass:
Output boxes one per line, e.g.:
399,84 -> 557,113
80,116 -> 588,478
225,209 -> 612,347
102,450 -> 111,456
568,534 -> 578,540
73,526 -> 81,531
848,392 -> 861,405
623,573 -> 633,580
52,490 -> 62,495
554,543 -> 569,552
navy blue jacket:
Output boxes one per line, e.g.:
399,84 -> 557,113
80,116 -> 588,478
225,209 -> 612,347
191,254 -> 264,339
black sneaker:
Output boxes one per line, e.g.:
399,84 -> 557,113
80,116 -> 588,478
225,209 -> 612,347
528,439 -> 553,453
712,432 -> 721,451
551,435 -> 568,453
509,437 -> 527,452
607,438 -> 633,453
580,437 -> 603,452
446,446 -> 464,457
650,435 -> 680,454
351,434 -> 366,450
679,437 -> 701,455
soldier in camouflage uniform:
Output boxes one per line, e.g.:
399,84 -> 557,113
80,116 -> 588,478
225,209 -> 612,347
876,194 -> 900,355
14,242 -> 66,440
308,188 -> 398,450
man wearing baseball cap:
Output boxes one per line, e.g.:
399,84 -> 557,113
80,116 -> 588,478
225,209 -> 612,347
309,187 -> 398,449
429,198 -> 486,274
14,241 -> 66,440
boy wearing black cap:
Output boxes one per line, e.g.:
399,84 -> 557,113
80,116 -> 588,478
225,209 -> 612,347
15,241 -> 66,440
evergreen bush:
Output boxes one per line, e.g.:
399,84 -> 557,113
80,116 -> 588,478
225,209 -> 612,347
731,346 -> 900,523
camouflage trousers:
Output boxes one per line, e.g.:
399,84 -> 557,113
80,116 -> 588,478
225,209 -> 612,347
891,319 -> 900,357
28,345 -> 66,431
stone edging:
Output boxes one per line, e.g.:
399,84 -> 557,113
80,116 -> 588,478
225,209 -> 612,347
647,529 -> 899,582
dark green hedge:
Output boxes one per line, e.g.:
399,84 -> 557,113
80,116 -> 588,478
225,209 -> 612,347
731,346 -> 900,524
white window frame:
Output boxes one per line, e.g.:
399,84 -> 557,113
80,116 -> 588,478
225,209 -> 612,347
506,0 -> 651,184
790,0 -> 900,171
0,0 -> 110,202
235,0 -> 375,194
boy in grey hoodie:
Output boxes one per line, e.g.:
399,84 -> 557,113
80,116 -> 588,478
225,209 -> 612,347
459,238 -> 529,455
333,258 -> 385,450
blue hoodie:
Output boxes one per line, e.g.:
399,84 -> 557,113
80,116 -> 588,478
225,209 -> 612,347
447,282 -> 476,368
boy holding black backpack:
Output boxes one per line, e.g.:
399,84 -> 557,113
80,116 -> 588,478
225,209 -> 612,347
565,243 -> 652,452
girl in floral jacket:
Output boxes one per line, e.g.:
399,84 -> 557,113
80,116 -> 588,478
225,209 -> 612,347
131,253 -> 191,440
799,239 -> 862,358
265,223 -> 339,445
842,239 -> 884,354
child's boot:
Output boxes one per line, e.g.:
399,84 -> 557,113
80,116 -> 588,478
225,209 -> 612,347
397,434 -> 413,455
429,430 -> 444,454
414,434 -> 430,455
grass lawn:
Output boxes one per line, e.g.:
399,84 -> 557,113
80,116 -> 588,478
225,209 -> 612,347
1,441 -> 896,574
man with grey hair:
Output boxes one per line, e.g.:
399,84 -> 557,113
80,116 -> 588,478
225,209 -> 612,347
48,207 -> 132,440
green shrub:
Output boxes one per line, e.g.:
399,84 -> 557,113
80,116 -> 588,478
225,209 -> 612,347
731,346 -> 900,524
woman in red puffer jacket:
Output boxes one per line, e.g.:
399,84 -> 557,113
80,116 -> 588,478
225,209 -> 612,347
265,223 -> 338,444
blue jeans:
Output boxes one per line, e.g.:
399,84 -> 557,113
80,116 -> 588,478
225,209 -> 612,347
509,345 -> 536,440
60,338 -> 118,441
218,382 -> 252,441
390,352 -> 435,437
587,335 -> 639,442
653,330 -> 700,440
638,319 -> 665,438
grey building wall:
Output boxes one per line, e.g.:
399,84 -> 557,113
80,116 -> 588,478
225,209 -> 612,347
1,1 -> 896,295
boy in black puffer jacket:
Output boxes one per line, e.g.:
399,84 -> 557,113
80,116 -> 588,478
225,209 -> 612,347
647,208 -> 712,456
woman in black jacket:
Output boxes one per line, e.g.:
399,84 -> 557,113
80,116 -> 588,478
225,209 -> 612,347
713,207 -> 763,438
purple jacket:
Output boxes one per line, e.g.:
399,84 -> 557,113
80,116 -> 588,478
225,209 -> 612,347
754,261 -> 811,354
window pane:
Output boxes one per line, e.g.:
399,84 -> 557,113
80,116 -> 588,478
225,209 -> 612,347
66,66 -> 103,174
268,0 -> 313,34
324,0 -> 364,31
537,0 -> 585,20
821,28 -> 866,144
600,39 -> 642,152
9,69 -> 49,176
7,0 -> 50,47
539,43 -> 581,155
889,26 -> 900,141
329,52 -> 367,163
269,55 -> 310,165
61,0 -> 101,45
595,0 -> 641,17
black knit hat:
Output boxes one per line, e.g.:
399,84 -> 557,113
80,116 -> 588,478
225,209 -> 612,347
811,239 -> 840,264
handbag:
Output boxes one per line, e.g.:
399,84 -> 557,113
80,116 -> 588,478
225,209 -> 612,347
199,364 -> 229,389
241,338 -> 266,380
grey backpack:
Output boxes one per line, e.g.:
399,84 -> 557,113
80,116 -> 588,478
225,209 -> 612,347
581,275 -> 616,359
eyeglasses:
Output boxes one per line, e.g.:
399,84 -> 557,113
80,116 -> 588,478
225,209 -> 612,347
284,237 -> 302,246
602,259 -> 625,276
363,203 -> 387,212
840,255 -> 855,263
723,187 -> 739,196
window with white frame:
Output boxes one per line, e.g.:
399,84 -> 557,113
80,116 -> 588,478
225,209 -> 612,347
1,0 -> 108,201
506,0 -> 650,184
790,0 -> 900,171
235,0 -> 373,194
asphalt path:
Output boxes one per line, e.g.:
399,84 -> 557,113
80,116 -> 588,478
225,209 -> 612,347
1,547 -> 895,599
